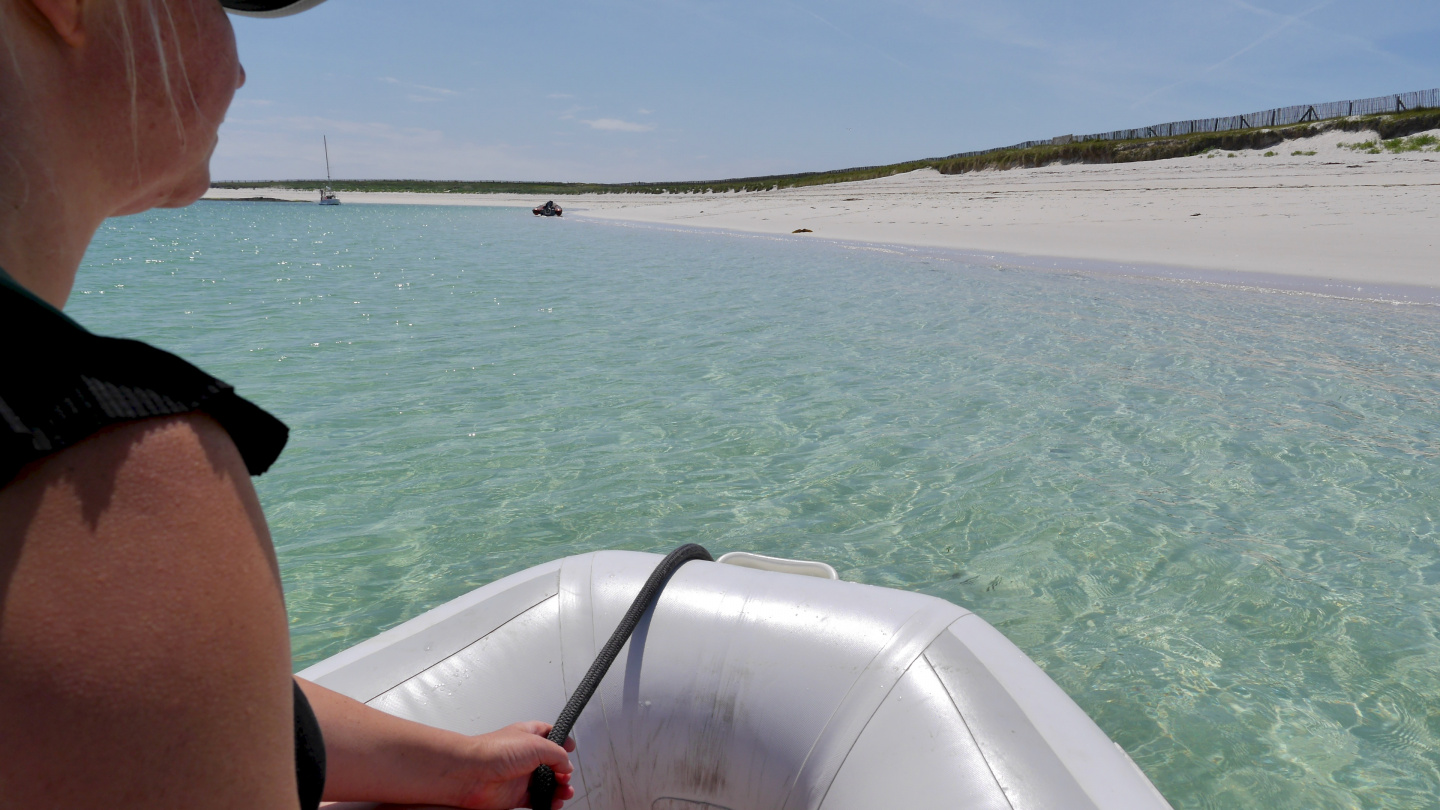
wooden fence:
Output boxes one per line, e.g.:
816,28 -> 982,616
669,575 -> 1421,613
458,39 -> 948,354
941,87 -> 1440,160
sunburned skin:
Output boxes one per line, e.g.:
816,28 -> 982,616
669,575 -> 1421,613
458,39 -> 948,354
0,1 -> 575,807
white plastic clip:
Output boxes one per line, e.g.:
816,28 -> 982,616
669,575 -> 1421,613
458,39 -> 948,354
716,551 -> 840,580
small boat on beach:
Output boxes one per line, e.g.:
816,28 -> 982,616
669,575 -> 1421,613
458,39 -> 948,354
319,135 -> 340,206
534,200 -> 563,217
303,549 -> 1172,810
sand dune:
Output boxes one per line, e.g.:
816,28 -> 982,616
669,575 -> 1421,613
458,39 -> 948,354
205,129 -> 1440,299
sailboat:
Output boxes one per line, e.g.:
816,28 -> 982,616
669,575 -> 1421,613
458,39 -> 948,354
319,135 -> 340,205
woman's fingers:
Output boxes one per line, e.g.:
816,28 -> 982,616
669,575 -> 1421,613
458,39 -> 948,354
511,721 -> 575,749
512,720 -> 552,737
534,737 -> 573,774
520,772 -> 574,810
550,781 -> 576,809
507,721 -> 575,771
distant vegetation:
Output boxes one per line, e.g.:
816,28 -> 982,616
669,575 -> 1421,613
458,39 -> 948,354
212,161 -> 935,197
1339,133 -> 1440,154
930,108 -> 1440,175
212,108 -> 1440,196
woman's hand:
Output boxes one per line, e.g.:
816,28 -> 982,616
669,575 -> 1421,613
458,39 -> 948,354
442,722 -> 576,810
299,679 -> 575,810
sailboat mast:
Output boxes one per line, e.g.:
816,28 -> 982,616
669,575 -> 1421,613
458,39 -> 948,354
317,136 -> 341,204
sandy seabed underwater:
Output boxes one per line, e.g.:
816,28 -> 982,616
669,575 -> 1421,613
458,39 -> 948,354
73,201 -> 1440,809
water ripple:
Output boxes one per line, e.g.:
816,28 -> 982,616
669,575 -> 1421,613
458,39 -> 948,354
73,202 -> 1440,810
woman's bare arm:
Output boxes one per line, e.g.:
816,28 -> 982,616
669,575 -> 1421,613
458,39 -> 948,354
0,413 -> 300,808
298,679 -> 574,809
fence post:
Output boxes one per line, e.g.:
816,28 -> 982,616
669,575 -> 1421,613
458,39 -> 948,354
1033,87 -> 1434,149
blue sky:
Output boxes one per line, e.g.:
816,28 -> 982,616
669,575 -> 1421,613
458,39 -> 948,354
214,0 -> 1440,183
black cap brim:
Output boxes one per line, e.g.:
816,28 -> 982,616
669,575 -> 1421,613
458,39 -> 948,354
222,0 -> 328,18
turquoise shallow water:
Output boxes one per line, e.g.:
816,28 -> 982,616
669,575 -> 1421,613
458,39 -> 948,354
74,201 -> 1440,809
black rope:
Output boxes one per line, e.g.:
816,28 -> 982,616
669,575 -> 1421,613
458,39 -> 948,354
528,544 -> 714,810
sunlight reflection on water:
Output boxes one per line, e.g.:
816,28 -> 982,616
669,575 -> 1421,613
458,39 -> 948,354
74,201 -> 1440,810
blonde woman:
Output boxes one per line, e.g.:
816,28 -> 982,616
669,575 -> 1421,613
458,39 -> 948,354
0,0 -> 574,807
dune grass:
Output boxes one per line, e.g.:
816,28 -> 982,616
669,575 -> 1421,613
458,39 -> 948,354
1339,133 -> 1440,154
931,108 -> 1440,175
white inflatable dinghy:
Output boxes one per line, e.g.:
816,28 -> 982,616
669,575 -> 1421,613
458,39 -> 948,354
303,550 -> 1172,810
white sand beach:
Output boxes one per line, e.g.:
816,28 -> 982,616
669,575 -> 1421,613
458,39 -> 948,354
206,129 -> 1440,298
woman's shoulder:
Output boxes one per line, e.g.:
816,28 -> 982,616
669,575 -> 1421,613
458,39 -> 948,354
0,273 -> 289,487
0,409 -> 303,809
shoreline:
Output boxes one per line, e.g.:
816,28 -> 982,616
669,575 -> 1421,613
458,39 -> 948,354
205,127 -> 1440,301
567,217 -> 1440,306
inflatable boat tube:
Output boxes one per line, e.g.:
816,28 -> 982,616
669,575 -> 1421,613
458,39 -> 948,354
302,550 -> 1173,810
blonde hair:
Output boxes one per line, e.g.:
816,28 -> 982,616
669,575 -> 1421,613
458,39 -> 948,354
0,2 -> 25,80
115,0 -> 201,159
